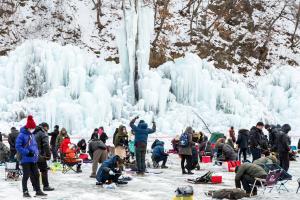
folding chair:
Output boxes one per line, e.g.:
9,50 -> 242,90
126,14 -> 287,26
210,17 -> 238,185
250,170 -> 282,197
297,178 -> 300,194
60,154 -> 82,174
265,164 -> 292,192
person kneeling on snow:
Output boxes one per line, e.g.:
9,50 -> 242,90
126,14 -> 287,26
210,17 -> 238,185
96,155 -> 127,185
151,141 -> 169,168
235,163 -> 267,196
217,143 -> 237,162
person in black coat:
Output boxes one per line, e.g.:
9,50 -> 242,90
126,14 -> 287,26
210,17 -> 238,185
99,127 -> 108,144
236,129 -> 249,162
8,127 -> 19,161
249,122 -> 264,162
276,124 -> 291,171
34,123 -> 54,191
90,128 -> 99,141
77,139 -> 87,153
48,125 -> 59,162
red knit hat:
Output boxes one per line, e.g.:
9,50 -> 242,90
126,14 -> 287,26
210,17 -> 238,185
25,115 -> 36,129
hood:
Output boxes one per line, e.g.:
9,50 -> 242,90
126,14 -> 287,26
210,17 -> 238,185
156,141 -> 164,146
281,124 -> 291,134
239,129 -> 249,135
138,121 -> 148,129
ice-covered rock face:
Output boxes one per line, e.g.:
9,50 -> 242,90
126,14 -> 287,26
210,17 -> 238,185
0,41 -> 299,135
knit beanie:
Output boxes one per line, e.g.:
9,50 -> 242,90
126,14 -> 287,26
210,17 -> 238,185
25,115 -> 36,129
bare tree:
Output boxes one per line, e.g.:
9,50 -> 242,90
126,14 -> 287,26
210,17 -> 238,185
189,0 -> 202,43
91,0 -> 104,31
152,0 -> 171,48
290,2 -> 300,49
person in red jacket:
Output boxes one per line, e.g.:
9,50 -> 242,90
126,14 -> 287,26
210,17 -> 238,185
60,137 -> 82,173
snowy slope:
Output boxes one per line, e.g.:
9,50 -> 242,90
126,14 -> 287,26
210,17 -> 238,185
0,40 -> 300,136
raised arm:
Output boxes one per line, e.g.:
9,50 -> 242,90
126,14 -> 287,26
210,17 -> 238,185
148,122 -> 156,134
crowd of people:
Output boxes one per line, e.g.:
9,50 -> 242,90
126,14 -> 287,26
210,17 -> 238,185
0,115 -> 298,198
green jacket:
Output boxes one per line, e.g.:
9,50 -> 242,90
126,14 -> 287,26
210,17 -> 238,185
235,163 -> 267,188
253,156 -> 278,167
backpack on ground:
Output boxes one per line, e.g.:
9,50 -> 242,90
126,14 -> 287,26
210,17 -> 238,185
179,132 -> 189,147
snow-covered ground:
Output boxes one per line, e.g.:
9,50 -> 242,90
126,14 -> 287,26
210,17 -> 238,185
1,136 -> 300,200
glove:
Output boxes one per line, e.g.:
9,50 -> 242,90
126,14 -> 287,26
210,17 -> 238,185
27,151 -> 34,157
109,170 -> 115,176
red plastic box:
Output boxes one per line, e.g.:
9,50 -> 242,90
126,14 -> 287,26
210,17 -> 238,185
211,176 -> 222,183
202,156 -> 212,163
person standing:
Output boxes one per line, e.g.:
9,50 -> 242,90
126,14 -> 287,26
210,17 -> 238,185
249,122 -> 264,162
236,129 -> 249,162
178,127 -> 194,175
8,127 -> 19,161
90,128 -> 99,141
48,125 -> 59,162
34,123 -> 54,191
229,126 -> 236,143
130,116 -> 156,175
114,125 -> 128,159
98,127 -> 108,144
56,128 -> 68,158
16,115 -> 47,198
277,124 -> 291,171
88,138 -> 108,178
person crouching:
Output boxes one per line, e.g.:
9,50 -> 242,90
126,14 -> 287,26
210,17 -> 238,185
96,155 -> 127,185
151,141 -> 169,168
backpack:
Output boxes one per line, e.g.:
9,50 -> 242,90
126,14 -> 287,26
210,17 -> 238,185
179,132 -> 189,147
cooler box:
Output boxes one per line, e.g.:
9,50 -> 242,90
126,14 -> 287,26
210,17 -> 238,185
202,156 -> 212,163
211,176 -> 222,183
172,196 -> 194,200
224,161 -> 241,172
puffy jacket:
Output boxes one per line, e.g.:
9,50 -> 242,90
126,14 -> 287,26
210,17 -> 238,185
88,139 -> 107,158
130,119 -> 156,145
268,125 -> 279,147
249,126 -> 263,148
114,127 -> 128,147
236,129 -> 249,149
96,156 -> 119,183
220,143 -> 237,161
15,127 -> 39,164
8,128 -> 19,151
77,139 -> 87,152
235,163 -> 267,188
34,126 -> 51,162
253,156 -> 278,167
152,141 -> 167,158
60,138 -> 71,153
276,131 -> 290,153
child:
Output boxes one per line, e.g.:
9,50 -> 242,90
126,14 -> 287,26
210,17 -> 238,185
60,137 -> 82,173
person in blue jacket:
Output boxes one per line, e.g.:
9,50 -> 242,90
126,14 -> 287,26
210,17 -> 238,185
16,115 -> 47,198
130,116 -> 156,175
96,155 -> 127,185
151,141 -> 169,168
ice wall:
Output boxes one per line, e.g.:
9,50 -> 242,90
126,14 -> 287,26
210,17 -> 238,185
0,41 -> 300,135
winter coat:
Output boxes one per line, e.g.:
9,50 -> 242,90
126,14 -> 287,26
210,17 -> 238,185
34,126 -> 51,162
220,143 -> 237,161
56,129 -> 68,149
152,141 -> 167,158
96,156 -> 119,183
8,128 -> 19,152
77,139 -> 87,152
90,132 -> 98,141
249,126 -> 263,148
236,129 -> 249,149
0,142 -> 9,162
178,133 -> 193,156
235,163 -> 267,188
268,125 -> 279,147
226,138 -> 235,149
229,129 -> 236,143
49,129 -> 59,146
88,140 -> 107,159
114,126 -> 128,147
60,137 -> 71,154
15,127 -> 39,164
276,131 -> 290,153
298,139 -> 300,150
130,119 -> 156,145
253,156 -> 278,168
99,132 -> 108,144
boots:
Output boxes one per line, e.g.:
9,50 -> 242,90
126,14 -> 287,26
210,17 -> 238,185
43,186 -> 55,191
35,190 -> 47,196
182,170 -> 188,174
76,165 -> 82,173
23,191 -> 31,198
